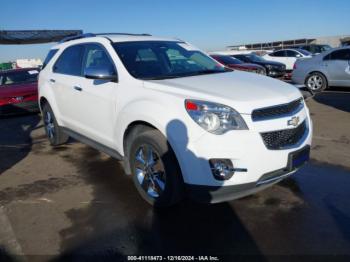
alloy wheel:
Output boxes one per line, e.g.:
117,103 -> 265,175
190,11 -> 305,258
44,111 -> 55,139
307,75 -> 323,91
134,144 -> 166,198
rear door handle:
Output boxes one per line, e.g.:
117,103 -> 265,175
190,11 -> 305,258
49,79 -> 56,83
73,85 -> 83,91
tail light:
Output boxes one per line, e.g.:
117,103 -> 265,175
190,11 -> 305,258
0,98 -> 10,106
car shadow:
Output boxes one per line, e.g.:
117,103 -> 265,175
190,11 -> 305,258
0,113 -> 41,175
313,87 -> 350,113
54,119 -> 264,261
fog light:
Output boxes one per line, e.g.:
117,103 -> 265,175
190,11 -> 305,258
209,159 -> 234,181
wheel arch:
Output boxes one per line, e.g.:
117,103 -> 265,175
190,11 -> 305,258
39,96 -> 49,112
305,70 -> 328,85
122,120 -> 185,180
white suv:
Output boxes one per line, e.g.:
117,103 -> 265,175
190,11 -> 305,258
39,33 -> 312,207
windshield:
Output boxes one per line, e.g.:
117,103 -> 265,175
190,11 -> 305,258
113,41 -> 228,80
318,45 -> 332,53
245,54 -> 266,63
0,69 -> 39,86
297,49 -> 312,56
212,55 -> 242,65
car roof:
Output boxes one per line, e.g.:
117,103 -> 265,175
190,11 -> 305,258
273,48 -> 301,52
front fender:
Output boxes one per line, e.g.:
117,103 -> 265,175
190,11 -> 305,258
115,99 -> 181,155
114,98 -> 205,184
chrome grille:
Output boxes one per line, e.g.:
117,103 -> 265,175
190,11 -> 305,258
252,98 -> 303,121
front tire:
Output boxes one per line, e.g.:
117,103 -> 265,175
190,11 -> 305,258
129,130 -> 184,207
305,72 -> 327,93
42,103 -> 69,146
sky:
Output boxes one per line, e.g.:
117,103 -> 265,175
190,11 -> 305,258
0,0 -> 349,62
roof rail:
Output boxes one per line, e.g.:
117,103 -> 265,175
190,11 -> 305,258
95,33 -> 152,36
59,33 -> 96,43
59,32 -> 152,43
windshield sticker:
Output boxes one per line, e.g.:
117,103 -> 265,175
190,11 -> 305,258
28,70 -> 39,75
178,43 -> 200,51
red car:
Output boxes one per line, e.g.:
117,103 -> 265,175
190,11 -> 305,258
0,68 -> 39,115
211,55 -> 266,75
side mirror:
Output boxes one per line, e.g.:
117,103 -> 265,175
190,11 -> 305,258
296,54 -> 302,58
84,67 -> 118,82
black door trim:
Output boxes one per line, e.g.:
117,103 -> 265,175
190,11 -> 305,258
61,127 -> 123,160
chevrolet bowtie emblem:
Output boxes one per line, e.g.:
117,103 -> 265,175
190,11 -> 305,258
287,116 -> 300,127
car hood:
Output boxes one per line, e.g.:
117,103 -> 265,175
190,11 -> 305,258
144,71 -> 301,114
0,82 -> 37,98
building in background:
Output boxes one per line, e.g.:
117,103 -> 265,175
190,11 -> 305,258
15,58 -> 42,68
227,35 -> 350,51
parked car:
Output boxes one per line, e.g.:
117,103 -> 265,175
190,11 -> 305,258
0,68 -> 39,115
210,55 -> 266,75
263,49 -> 312,71
232,54 -> 286,78
291,44 -> 331,55
39,33 -> 312,207
292,47 -> 350,92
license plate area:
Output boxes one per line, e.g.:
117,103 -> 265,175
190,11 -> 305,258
287,145 -> 310,171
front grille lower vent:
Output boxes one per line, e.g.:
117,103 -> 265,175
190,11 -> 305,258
261,120 -> 307,150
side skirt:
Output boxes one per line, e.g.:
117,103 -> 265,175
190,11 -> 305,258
61,127 -> 123,161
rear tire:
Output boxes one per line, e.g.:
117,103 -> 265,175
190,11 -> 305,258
42,103 -> 69,146
129,130 -> 184,207
305,72 -> 327,93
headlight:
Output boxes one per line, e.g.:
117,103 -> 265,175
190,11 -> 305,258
185,100 -> 248,134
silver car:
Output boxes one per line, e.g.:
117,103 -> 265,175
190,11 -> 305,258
292,47 -> 350,92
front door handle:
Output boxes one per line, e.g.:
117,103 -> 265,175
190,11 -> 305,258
73,85 -> 82,91
49,79 -> 56,83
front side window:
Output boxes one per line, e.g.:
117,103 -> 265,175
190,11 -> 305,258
0,69 -> 39,86
53,45 -> 84,76
83,44 -> 116,74
113,41 -> 227,80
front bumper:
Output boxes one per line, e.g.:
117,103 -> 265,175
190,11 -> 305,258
267,69 -> 285,78
0,100 -> 39,115
176,106 -> 312,203
186,145 -> 310,203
